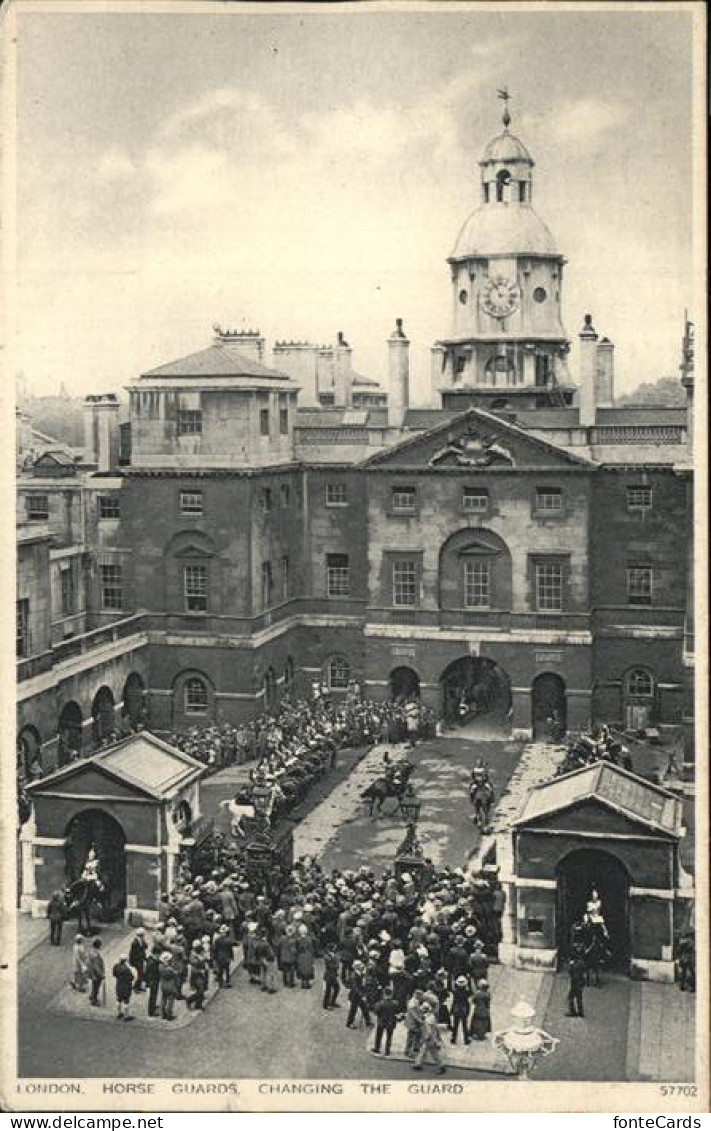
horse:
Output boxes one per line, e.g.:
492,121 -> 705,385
64,878 -> 106,934
361,762 -> 414,817
582,919 -> 610,987
221,792 -> 258,838
469,778 -> 495,829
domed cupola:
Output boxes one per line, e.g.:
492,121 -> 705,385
433,91 -> 574,414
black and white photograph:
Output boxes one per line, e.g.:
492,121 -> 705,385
2,0 -> 707,1113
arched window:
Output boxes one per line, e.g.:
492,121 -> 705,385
185,677 -> 208,715
328,657 -> 350,690
496,169 -> 511,203
626,669 -> 654,698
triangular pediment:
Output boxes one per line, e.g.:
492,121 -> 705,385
173,543 -> 214,559
364,407 -> 593,470
520,796 -> 676,839
28,763 -> 155,802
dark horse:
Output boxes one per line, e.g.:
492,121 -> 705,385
361,761 -> 414,817
582,918 -> 610,986
64,878 -> 106,934
469,778 -> 495,829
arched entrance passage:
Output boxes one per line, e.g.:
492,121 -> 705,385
64,808 -> 127,920
556,848 -> 630,972
17,724 -> 42,780
91,686 -> 115,746
58,701 -> 83,765
389,666 -> 420,702
532,672 -> 567,740
440,656 -> 512,735
122,672 -> 146,728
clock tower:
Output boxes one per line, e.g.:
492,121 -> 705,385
434,95 -> 574,412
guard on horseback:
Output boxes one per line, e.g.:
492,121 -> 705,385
66,845 -> 106,935
469,761 -> 495,829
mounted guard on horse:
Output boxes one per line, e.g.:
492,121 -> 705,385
469,761 -> 495,829
65,846 -> 106,934
361,756 -> 415,817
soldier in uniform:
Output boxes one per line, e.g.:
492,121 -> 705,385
566,950 -> 586,1018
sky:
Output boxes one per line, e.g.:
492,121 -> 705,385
11,3 -> 699,405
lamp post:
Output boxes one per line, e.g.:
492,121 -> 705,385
399,787 -> 422,825
493,1001 -> 559,1079
395,787 -> 427,885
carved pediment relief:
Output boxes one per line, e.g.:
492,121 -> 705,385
429,427 -> 514,468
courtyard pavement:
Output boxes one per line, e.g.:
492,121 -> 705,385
17,730 -> 696,1082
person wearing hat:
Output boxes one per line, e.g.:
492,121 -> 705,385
129,927 -> 148,992
159,951 -> 180,1021
186,943 -> 209,1011
295,924 -> 315,990
213,924 -> 235,989
468,939 -> 488,985
372,986 -> 399,1057
445,934 -> 469,990
469,978 -> 492,1041
145,945 -> 162,1017
278,924 -> 298,988
450,976 -> 471,1045
112,954 -> 135,1022
322,942 -> 341,1010
345,960 -> 372,1029
47,887 -> 67,947
403,988 -> 426,1058
87,938 -> 105,1007
412,1002 -> 446,1074
70,934 -> 88,993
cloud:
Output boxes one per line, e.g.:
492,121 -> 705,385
96,147 -> 135,183
546,98 -> 630,145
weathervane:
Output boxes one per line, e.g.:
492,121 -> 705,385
497,86 -> 511,129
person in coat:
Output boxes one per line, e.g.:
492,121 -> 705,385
450,975 -> 471,1045
566,951 -> 586,1018
145,945 -> 161,1017
295,925 -> 315,989
213,925 -> 234,988
186,944 -> 209,1010
47,888 -> 66,946
278,924 -> 297,988
87,938 -> 105,1006
70,934 -> 88,992
412,1003 -> 446,1074
403,989 -> 426,1057
112,955 -> 135,1021
129,927 -> 148,991
322,944 -> 341,1009
159,952 -> 180,1020
258,933 -> 278,994
469,978 -> 492,1041
243,923 -> 262,985
372,986 -> 399,1057
345,960 -> 372,1029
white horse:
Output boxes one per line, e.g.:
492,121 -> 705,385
220,796 -> 256,839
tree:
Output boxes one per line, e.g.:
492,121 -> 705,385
617,377 -> 686,408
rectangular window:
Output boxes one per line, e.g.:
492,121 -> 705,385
16,598 -> 29,658
281,555 -> 290,600
392,559 -> 417,607
455,355 -> 466,375
185,679 -> 208,715
391,486 -> 417,513
260,408 -> 270,436
183,564 -> 207,612
261,487 -> 272,512
180,491 -> 203,515
98,495 -> 120,519
60,566 -> 75,616
326,484 -> 348,507
535,487 -> 563,511
280,484 -> 291,508
627,485 -> 652,511
463,560 -> 490,608
627,565 -> 652,606
100,564 -> 123,611
326,553 -> 350,597
26,494 -> 49,521
535,562 -> 563,611
279,408 -> 289,435
261,561 -> 273,608
462,487 -> 489,513
177,410 -> 202,436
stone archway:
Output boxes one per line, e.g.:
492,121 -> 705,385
440,656 -> 512,735
91,686 -> 116,746
122,672 -> 146,729
389,666 -> 420,702
64,808 -> 127,920
58,701 -> 83,765
556,847 -> 630,972
532,672 -> 567,739
17,725 -> 42,780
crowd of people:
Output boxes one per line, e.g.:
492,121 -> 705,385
66,854 -> 504,1070
555,724 -> 635,778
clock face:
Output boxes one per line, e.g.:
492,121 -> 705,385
482,275 -> 519,320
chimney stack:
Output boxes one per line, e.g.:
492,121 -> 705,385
388,318 -> 410,428
595,337 -> 615,407
333,331 -> 353,408
84,394 -> 120,471
578,314 -> 599,428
